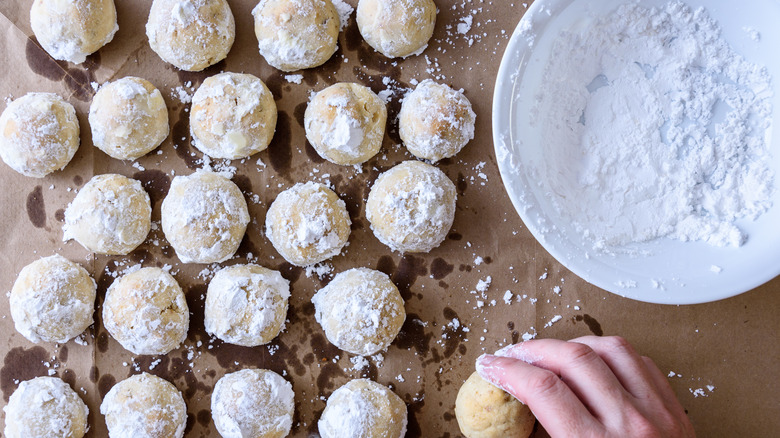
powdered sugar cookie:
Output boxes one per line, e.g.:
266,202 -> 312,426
366,160 -> 456,253
102,267 -> 189,355
146,0 -> 235,71
191,72 -> 277,159
305,82 -> 387,165
101,373 -> 187,438
319,379 -> 407,438
312,268 -> 405,356
211,369 -> 295,438
3,376 -> 89,438
161,170 -> 250,264
9,254 -> 96,344
205,264 -> 290,347
455,372 -> 535,438
356,0 -> 436,58
399,80 -> 475,162
30,0 -> 118,64
63,174 -> 152,255
265,181 -> 351,266
252,0 -> 340,72
89,77 -> 169,160
0,92 -> 79,178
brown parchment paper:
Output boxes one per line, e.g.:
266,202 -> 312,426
1,1 -> 779,437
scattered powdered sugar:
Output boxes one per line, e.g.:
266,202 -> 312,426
502,290 -> 513,304
199,154 -> 237,179
304,262 -> 333,279
284,74 -> 303,84
171,82 -> 195,103
475,276 -> 492,293
543,314 -> 562,328
350,355 -> 369,371
533,1 -> 774,251
331,0 -> 354,32
457,15 -> 473,35
689,385 -> 716,398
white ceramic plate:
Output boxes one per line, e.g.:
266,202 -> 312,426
493,0 -> 780,304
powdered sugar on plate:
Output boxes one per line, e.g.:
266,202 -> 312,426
534,1 -> 773,251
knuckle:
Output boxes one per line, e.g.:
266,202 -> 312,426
655,410 -> 692,438
564,342 -> 599,363
526,371 -> 564,399
617,406 -> 691,438
622,409 -> 661,437
604,336 -> 636,355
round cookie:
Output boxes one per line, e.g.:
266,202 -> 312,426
312,268 -> 405,356
319,379 -> 407,438
146,0 -> 235,71
190,72 -> 277,159
101,373 -> 187,438
265,181 -> 351,266
89,77 -> 169,160
252,0 -> 340,71
304,82 -> 387,165
102,267 -> 189,355
366,160 -> 456,253
3,376 -> 89,438
0,92 -> 79,178
455,372 -> 535,438
63,174 -> 152,255
211,369 -> 295,438
161,170 -> 250,264
399,80 -> 476,162
30,0 -> 118,64
356,0 -> 436,58
10,254 -> 96,344
205,264 -> 290,347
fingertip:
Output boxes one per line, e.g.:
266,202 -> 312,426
475,354 -> 516,395
475,353 -> 508,380
474,353 -> 495,375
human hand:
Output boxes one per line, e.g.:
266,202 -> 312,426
475,336 -> 695,438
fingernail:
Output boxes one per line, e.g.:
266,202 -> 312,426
475,354 -> 511,393
475,353 -> 498,369
475,354 -> 503,378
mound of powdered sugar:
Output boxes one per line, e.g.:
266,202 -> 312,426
533,1 -> 773,250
